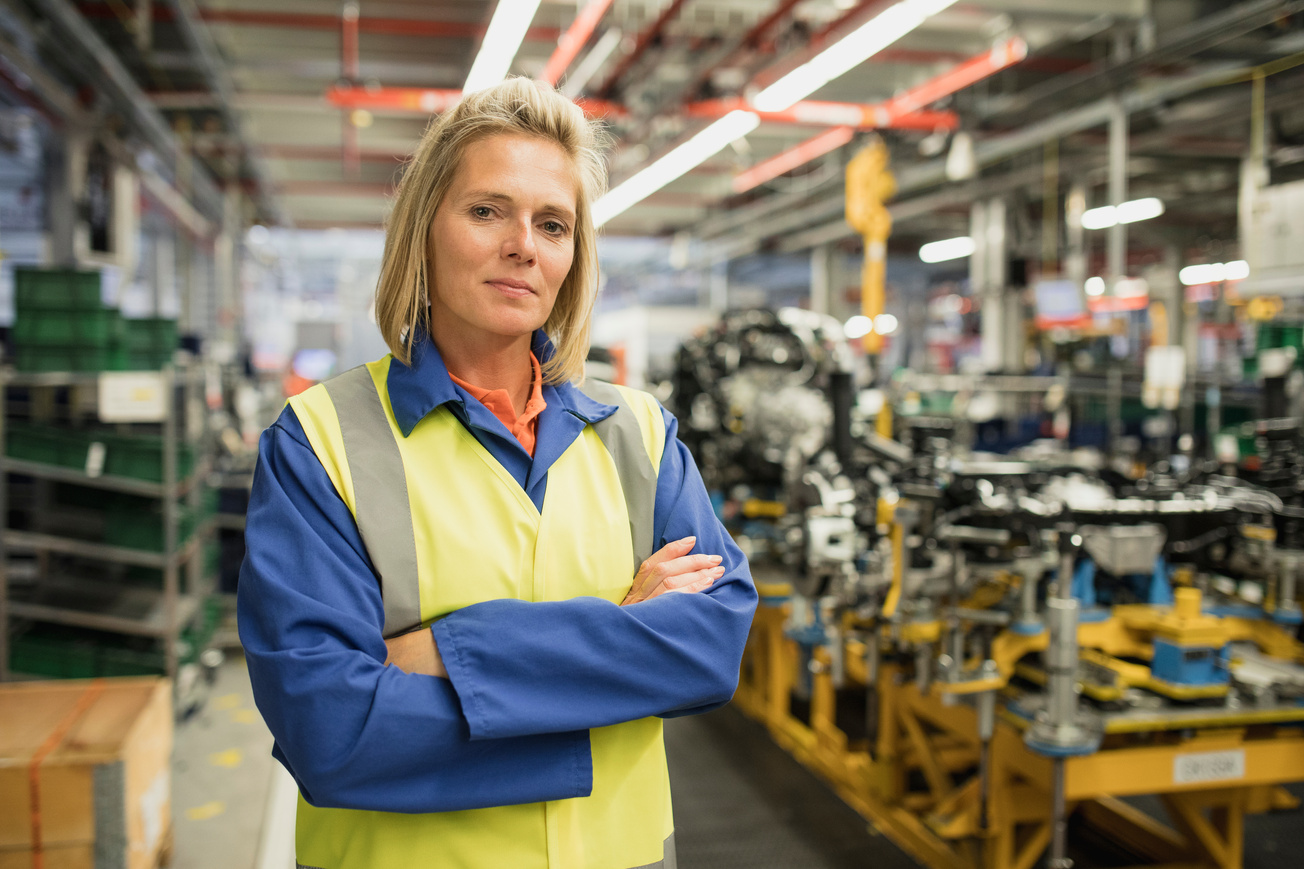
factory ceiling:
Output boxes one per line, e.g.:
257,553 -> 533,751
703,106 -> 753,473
2,0 -> 1303,261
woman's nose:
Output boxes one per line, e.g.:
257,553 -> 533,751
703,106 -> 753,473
502,218 -> 537,263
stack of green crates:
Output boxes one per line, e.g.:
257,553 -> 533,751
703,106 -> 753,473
103,486 -> 217,552
11,267 -> 126,372
120,317 -> 178,370
5,425 -> 195,482
10,267 -> 179,372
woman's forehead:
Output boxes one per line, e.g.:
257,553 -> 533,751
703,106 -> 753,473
449,133 -> 579,205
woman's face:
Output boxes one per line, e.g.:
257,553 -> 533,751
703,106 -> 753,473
427,133 -> 578,349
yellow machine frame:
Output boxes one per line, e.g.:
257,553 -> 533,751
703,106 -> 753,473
735,598 -> 1304,869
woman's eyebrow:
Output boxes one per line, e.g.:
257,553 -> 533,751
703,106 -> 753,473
461,190 -> 576,222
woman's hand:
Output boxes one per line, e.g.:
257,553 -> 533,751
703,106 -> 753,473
621,536 -> 724,606
385,629 -> 448,677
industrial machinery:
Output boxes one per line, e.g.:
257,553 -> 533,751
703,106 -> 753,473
677,309 -> 1304,869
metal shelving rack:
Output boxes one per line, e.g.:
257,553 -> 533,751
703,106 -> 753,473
0,367 -> 213,680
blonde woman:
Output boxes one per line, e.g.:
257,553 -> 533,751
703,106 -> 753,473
238,78 -> 756,869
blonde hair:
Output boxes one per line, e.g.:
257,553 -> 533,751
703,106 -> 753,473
374,77 -> 608,385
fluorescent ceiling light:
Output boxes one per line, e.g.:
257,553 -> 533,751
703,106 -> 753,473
1179,260 -> 1249,286
873,313 -> 899,335
844,315 -> 872,339
753,0 -> 959,112
593,110 -> 759,226
463,0 -> 545,93
919,236 -> 975,263
1116,197 -> 1164,224
1081,197 -> 1165,230
1084,276 -> 1106,296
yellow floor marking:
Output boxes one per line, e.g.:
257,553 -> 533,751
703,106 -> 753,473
231,708 -> 259,724
210,748 -> 243,768
213,693 -> 242,711
186,801 -> 226,821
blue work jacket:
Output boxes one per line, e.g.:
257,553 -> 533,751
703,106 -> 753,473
237,331 -> 758,813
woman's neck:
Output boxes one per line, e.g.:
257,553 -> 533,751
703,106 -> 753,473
434,329 -> 535,414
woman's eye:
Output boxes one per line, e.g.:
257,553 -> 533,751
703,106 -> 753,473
473,206 -> 493,218
543,221 -> 567,235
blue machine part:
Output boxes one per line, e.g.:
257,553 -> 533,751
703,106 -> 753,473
1151,639 -> 1229,687
1070,559 -> 1111,622
1273,606 -> 1304,626
1072,559 -> 1096,607
1024,733 -> 1103,758
1010,617 -> 1045,636
1075,554 -> 1174,612
1146,556 -> 1175,606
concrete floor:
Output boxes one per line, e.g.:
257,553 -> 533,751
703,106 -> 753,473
170,653 -> 293,869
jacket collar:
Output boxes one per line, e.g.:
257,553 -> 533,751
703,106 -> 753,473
386,329 -> 617,437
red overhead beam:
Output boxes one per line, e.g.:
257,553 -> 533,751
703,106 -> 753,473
732,126 -> 856,194
880,37 -> 1027,116
683,98 -> 958,131
324,85 -> 627,119
76,4 -> 563,42
540,0 -> 616,87
595,0 -> 691,98
683,0 -> 805,102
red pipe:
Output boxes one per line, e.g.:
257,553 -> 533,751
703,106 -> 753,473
539,0 -> 615,87
682,0 -> 804,102
84,4 -> 562,42
595,0 -> 692,98
324,84 -> 627,119
682,98 -> 957,131
732,126 -> 855,194
881,37 -> 1027,117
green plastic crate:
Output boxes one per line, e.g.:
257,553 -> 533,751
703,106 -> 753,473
13,344 -> 128,373
123,350 -> 174,371
14,268 -> 104,312
102,434 -> 196,482
121,317 -> 178,353
102,487 -> 213,551
12,309 -> 122,347
5,424 -> 99,470
104,510 -> 198,552
8,625 -> 164,679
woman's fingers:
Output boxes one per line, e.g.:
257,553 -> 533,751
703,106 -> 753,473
646,565 -> 724,600
630,537 -> 698,597
658,554 -> 723,587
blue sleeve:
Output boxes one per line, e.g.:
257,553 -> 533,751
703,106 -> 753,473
433,404 -> 758,740
236,406 -> 593,813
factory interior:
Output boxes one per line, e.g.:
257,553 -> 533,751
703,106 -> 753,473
5,0 -> 1304,868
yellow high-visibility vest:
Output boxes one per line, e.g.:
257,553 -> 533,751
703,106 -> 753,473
288,356 -> 674,869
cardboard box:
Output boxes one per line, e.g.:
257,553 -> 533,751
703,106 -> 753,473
0,677 -> 172,869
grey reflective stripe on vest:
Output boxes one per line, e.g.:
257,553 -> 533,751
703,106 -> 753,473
578,380 -> 659,569
628,832 -> 677,869
323,365 -> 422,638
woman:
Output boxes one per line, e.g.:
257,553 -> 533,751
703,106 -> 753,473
238,77 -> 756,869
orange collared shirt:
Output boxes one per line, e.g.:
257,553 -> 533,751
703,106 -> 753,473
448,352 -> 547,457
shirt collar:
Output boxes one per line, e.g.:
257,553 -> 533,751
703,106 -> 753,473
386,329 -> 617,436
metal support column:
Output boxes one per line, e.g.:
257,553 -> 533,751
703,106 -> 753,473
811,243 -> 833,316
1107,100 -> 1128,284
